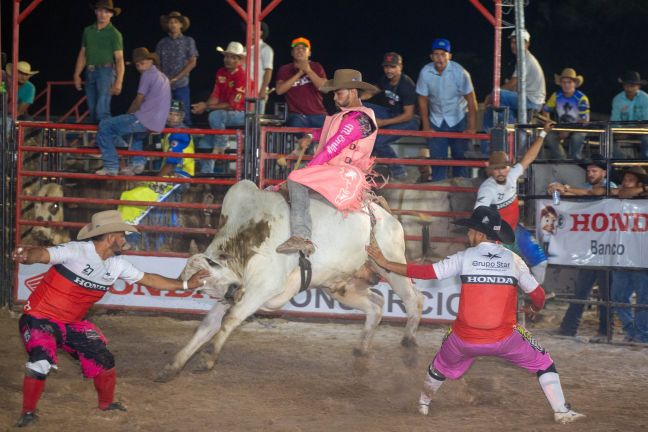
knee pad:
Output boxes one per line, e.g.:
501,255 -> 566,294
25,360 -> 56,379
427,365 -> 446,381
536,362 -> 557,378
94,348 -> 115,370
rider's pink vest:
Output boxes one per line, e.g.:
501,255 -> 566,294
288,105 -> 377,212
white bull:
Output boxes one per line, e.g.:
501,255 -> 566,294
157,180 -> 424,382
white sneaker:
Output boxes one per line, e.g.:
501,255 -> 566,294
120,164 -> 145,176
554,409 -> 585,424
417,403 -> 430,416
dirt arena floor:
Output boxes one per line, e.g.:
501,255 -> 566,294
1,302 -> 647,432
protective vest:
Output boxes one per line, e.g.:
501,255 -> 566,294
448,244 -> 530,343
25,265 -> 110,323
288,106 -> 377,212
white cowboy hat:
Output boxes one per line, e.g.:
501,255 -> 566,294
216,41 -> 246,57
77,210 -> 138,240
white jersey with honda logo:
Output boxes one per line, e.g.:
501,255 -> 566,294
432,241 -> 539,343
475,163 -> 524,229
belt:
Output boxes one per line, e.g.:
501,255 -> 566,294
87,63 -> 113,71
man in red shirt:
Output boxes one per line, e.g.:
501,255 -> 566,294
192,41 -> 246,174
12,210 -> 209,427
275,37 -> 328,129
367,206 -> 585,424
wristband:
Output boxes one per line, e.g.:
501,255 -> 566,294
539,130 -> 548,138
182,280 -> 188,290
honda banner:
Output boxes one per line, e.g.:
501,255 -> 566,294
16,256 -> 460,322
535,199 -> 648,268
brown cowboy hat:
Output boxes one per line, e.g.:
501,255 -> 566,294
89,0 -> 121,16
160,11 -> 190,32
486,151 -> 513,172
77,210 -> 137,240
132,47 -> 160,66
618,71 -> 647,86
554,68 -> 584,88
615,166 -> 648,184
319,69 -> 379,93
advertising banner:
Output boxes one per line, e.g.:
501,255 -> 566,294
15,255 -> 461,321
535,199 -> 648,268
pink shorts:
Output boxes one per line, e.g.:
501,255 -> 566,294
433,325 -> 553,380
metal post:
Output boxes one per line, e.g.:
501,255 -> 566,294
514,0 -> 527,124
492,0 -> 503,108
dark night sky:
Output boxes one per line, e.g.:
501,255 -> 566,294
3,0 -> 648,119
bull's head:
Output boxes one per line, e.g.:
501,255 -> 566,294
181,252 -> 244,304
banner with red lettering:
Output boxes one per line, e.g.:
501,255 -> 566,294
535,199 -> 648,268
15,256 -> 461,321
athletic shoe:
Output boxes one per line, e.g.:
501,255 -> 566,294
95,168 -> 118,176
100,401 -> 128,412
418,403 -> 430,416
554,408 -> 585,424
119,165 -> 145,176
16,412 -> 38,427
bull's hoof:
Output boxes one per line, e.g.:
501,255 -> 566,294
352,347 -> 369,357
401,336 -> 418,348
192,353 -> 217,373
155,365 -> 180,383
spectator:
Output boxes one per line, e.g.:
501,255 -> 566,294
547,153 -> 616,196
191,42 -> 246,174
96,47 -> 171,176
482,29 -> 546,152
156,11 -> 198,126
275,37 -> 327,129
609,166 -> 648,198
73,0 -> 124,124
543,68 -> 590,160
11,210 -> 209,427
611,71 -> 648,158
547,154 -> 617,338
5,61 -> 38,120
118,99 -> 195,229
246,21 -> 274,114
363,52 -> 419,180
416,38 -> 477,181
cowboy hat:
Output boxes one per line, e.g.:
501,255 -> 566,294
319,69 -> 379,93
615,166 -> 648,185
554,68 -> 584,88
486,151 -> 513,172
5,61 -> 39,76
89,0 -> 121,16
578,153 -> 607,171
618,71 -> 647,86
216,41 -> 246,57
453,206 -> 515,244
160,11 -> 190,32
132,47 -> 159,66
77,210 -> 138,240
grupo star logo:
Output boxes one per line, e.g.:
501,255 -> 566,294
25,273 -> 46,292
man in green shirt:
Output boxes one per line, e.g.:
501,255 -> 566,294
73,0 -> 124,123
